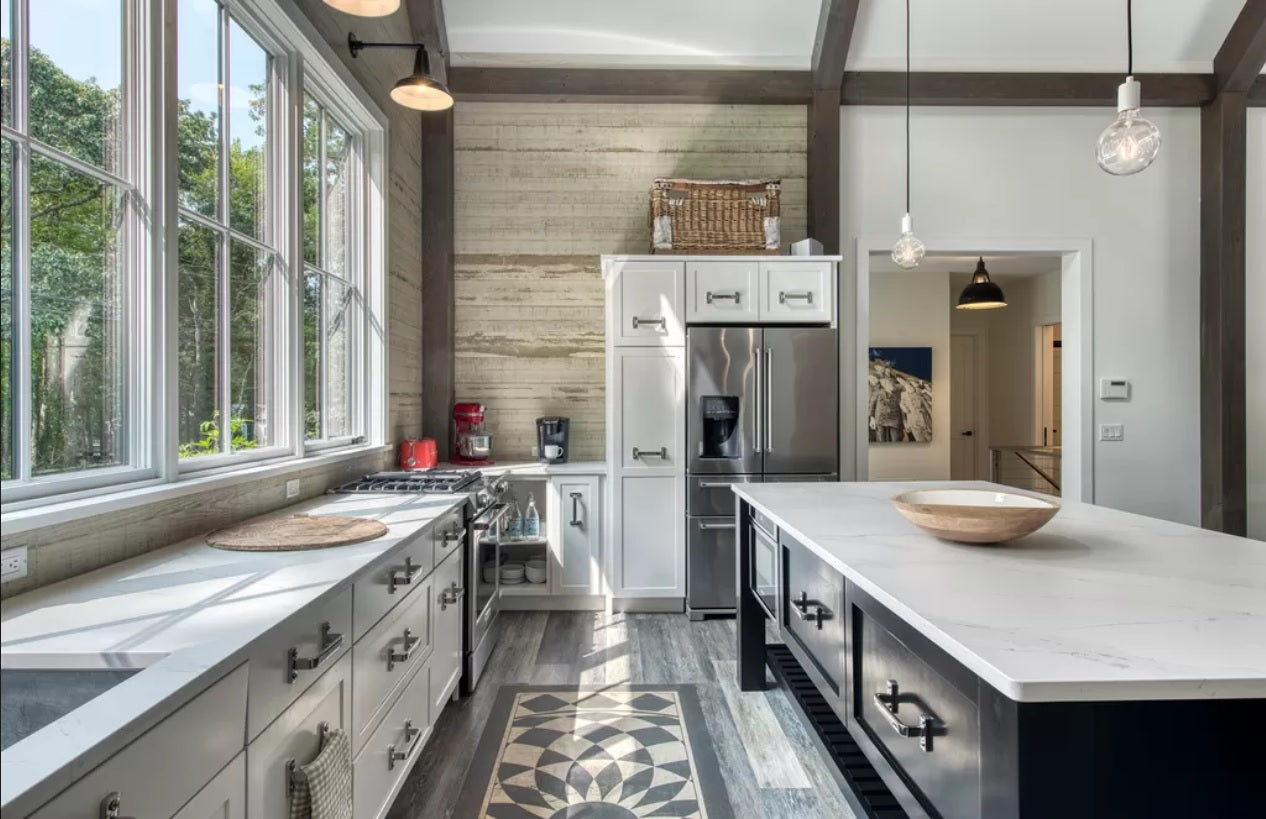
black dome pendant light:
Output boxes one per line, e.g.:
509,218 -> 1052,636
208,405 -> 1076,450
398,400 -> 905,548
956,258 -> 1007,310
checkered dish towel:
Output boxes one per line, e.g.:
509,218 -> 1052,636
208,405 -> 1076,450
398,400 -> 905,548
289,727 -> 353,819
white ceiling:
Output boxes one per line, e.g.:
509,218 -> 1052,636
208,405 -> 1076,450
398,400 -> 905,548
869,253 -> 1062,278
444,0 -> 1248,73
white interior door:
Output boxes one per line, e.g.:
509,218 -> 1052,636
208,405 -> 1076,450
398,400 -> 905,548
950,334 -> 978,479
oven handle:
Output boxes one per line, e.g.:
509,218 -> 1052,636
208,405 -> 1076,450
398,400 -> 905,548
472,502 -> 510,531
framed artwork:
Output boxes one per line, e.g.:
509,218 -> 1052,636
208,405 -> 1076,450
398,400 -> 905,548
868,347 -> 932,443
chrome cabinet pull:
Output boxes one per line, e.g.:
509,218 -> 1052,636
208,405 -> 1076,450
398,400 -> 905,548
778,290 -> 814,304
387,719 -> 423,769
631,316 -> 667,330
441,528 -> 463,547
441,582 -> 465,610
632,446 -> 668,460
388,555 -> 423,594
699,521 -> 737,530
569,492 -> 583,526
764,347 -> 774,454
100,792 -> 134,819
387,628 -> 421,671
288,622 -> 343,683
706,290 -> 741,304
791,591 -> 831,629
873,679 -> 942,752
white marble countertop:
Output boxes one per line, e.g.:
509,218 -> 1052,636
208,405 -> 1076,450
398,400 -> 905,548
0,491 -> 466,816
733,481 -> 1266,703
435,460 -> 607,477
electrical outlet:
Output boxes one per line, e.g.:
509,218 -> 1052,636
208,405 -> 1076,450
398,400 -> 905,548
531,446 -> 538,457
1,546 -> 29,583
1099,424 -> 1125,442
286,478 -> 301,499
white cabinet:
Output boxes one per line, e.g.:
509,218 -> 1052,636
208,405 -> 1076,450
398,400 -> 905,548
608,260 -> 685,346
616,475 -> 685,596
615,347 -> 685,471
686,261 -> 758,323
352,574 -> 433,753
431,548 -> 464,713
173,752 -> 245,819
548,475 -> 601,595
30,664 -> 247,819
352,662 -> 431,819
759,260 -> 833,323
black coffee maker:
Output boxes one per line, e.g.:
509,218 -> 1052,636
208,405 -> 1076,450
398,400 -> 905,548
536,417 -> 570,464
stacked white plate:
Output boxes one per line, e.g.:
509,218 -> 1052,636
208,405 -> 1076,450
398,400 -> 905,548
524,559 -> 547,584
500,562 -> 526,584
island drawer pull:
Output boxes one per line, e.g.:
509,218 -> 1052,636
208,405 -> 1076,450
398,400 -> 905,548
793,602 -> 832,629
388,719 -> 423,769
632,446 -> 669,460
388,555 -> 423,594
873,679 -> 942,752
779,290 -> 814,304
100,792 -> 134,819
706,290 -> 741,304
287,623 -> 343,683
631,316 -> 667,330
569,492 -> 583,526
387,628 -> 421,671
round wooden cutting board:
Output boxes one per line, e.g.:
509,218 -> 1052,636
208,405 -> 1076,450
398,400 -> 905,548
206,514 -> 388,551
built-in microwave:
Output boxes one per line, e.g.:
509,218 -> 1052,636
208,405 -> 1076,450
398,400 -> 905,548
749,509 -> 780,625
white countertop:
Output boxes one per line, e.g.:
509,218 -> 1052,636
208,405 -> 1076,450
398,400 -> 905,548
733,481 -> 1266,703
0,491 -> 466,816
435,460 -> 607,477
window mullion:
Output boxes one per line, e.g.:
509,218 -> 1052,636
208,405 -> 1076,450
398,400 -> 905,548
217,5 -> 231,455
318,109 -> 329,441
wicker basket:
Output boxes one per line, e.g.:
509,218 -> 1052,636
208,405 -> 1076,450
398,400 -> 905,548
649,178 -> 781,254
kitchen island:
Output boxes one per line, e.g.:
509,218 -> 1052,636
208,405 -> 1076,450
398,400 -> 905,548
734,481 -> 1266,819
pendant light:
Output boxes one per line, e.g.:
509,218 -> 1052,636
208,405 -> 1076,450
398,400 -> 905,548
891,0 -> 925,269
1096,0 -> 1160,175
348,34 -> 454,112
956,258 -> 1007,310
323,0 -> 400,16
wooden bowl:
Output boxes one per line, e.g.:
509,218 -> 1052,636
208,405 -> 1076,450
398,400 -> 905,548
891,489 -> 1060,544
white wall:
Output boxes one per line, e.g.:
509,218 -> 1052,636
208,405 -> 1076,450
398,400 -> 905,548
1248,107 -> 1265,541
868,271 -> 951,480
842,107 -> 1202,524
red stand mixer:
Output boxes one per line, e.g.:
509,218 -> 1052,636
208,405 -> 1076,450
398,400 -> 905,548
453,402 -> 495,465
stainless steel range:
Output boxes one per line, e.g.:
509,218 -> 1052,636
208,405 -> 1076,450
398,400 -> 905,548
332,469 -> 509,694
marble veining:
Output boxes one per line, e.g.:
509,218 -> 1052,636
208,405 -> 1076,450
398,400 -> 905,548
733,481 -> 1266,703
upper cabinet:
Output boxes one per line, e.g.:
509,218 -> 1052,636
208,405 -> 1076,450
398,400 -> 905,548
686,261 -> 759,323
678,259 -> 835,325
607,260 -> 685,346
759,260 -> 833,324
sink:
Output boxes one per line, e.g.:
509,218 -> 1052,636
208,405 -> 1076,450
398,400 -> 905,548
0,668 -> 143,751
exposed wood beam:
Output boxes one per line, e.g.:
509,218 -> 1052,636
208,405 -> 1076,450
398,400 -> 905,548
812,0 -> 860,89
447,67 -> 812,104
405,0 -> 449,84
1200,92 -> 1249,536
1213,0 -> 1266,93
840,72 -> 1217,107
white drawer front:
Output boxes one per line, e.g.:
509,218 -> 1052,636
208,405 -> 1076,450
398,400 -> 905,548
760,261 -> 833,323
353,663 -> 431,819
431,548 -> 465,715
687,261 -> 758,323
614,261 -> 684,345
246,653 -> 351,819
431,507 -> 466,570
173,751 -> 245,819
31,664 -> 247,819
353,527 -> 434,642
247,586 -> 352,740
352,574 -> 434,753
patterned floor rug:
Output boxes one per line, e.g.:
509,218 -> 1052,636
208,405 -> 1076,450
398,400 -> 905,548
455,685 -> 735,819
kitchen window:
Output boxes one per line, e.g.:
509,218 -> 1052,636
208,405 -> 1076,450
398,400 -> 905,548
0,0 -> 387,509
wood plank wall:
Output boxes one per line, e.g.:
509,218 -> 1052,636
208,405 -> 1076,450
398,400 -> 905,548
453,102 -> 808,460
1,5 -> 423,597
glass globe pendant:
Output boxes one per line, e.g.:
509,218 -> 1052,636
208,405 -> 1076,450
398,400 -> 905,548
1096,76 -> 1161,175
323,0 -> 400,16
891,213 -> 925,269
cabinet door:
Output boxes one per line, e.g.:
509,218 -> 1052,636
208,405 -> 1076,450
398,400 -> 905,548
759,261 -> 833,323
616,347 -> 684,471
353,662 -> 431,819
612,260 -> 685,345
549,476 -> 601,595
686,261 -> 758,323
618,475 -> 684,596
173,752 -> 245,819
431,548 -> 465,715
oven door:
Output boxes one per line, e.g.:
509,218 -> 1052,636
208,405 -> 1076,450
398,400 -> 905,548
750,510 -> 780,623
470,502 -> 509,639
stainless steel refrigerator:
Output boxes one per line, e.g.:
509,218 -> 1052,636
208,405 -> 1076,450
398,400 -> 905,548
685,326 -> 838,619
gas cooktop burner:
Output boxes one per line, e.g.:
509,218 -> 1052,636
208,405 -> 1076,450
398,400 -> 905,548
333,470 -> 483,494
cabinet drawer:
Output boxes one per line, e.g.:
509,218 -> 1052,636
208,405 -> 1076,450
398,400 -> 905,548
31,664 -> 247,819
354,663 -> 431,819
617,348 -> 684,471
613,261 -> 685,345
856,611 -> 980,819
353,527 -> 435,642
431,548 -> 465,714
782,533 -> 845,696
173,751 -> 244,819
246,653 -> 351,819
760,261 -> 832,323
352,574 -> 434,753
687,261 -> 758,323
432,506 -> 466,569
247,586 -> 352,740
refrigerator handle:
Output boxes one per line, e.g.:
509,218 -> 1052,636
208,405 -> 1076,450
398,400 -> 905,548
753,345 -> 762,454
765,347 -> 774,454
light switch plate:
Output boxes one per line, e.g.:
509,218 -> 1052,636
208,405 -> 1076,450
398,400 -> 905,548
1,546 -> 29,583
1099,423 -> 1125,442
285,478 -> 301,499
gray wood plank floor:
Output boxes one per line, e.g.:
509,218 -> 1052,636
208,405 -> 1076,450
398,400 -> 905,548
386,611 -> 856,819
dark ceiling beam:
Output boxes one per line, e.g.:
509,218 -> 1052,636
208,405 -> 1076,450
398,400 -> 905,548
812,0 -> 860,89
405,0 -> 449,84
447,67 -> 812,104
840,72 -> 1217,107
1213,0 -> 1266,93
808,1 -> 858,255
1252,74 -> 1266,105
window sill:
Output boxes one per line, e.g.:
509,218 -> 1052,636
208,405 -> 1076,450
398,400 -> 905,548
0,445 -> 391,536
